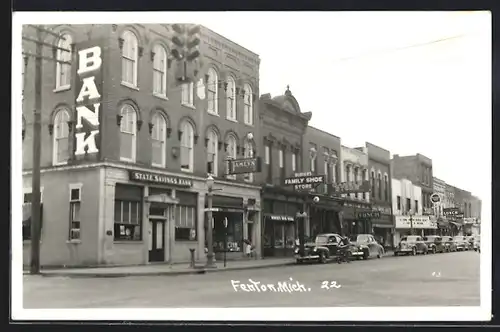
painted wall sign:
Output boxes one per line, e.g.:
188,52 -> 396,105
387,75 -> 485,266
227,157 -> 262,175
331,180 -> 370,194
74,45 -> 103,157
430,193 -> 441,204
284,172 -> 325,191
395,215 -> 437,229
372,205 -> 392,215
129,171 -> 193,187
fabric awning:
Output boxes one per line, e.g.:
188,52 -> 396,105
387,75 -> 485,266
372,224 -> 393,229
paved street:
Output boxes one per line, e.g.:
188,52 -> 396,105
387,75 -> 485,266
23,251 -> 479,308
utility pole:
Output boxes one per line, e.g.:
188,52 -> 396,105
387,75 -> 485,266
22,25 -> 70,274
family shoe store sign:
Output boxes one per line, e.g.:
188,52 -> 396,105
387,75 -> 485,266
395,216 -> 437,229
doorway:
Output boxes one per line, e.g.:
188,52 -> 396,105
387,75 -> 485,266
148,219 -> 165,262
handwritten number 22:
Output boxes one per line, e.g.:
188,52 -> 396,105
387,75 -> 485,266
321,281 -> 341,289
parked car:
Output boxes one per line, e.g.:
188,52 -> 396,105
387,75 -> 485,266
465,236 -> 475,250
440,236 -> 457,252
394,235 -> 428,256
423,235 -> 446,254
295,233 -> 345,264
453,235 -> 469,251
349,234 -> 385,260
472,235 -> 481,252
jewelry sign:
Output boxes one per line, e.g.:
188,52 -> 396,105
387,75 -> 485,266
284,172 -> 325,191
74,41 -> 103,158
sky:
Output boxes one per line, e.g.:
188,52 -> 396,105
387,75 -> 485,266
13,12 -> 491,200
199,11 -> 491,200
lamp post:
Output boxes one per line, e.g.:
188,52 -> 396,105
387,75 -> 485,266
409,209 -> 414,235
223,217 -> 228,267
205,175 -> 217,268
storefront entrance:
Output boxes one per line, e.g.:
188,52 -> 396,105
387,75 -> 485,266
148,219 -> 165,262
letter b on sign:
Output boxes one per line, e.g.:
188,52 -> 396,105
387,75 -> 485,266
77,46 -> 102,75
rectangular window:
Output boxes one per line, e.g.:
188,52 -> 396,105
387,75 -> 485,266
371,172 -> 375,198
397,196 -> 401,211
406,198 -> 411,214
114,198 -> 142,241
384,175 -> 389,201
175,205 -> 197,241
265,145 -> 270,165
323,160 -> 329,194
69,184 -> 82,241
415,200 -> 419,213
181,82 -> 194,106
292,152 -> 297,172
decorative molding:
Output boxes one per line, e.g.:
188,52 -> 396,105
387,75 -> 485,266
48,124 -> 54,136
178,130 -> 183,141
112,24 -> 118,33
224,143 -> 228,152
22,129 -> 25,141
148,122 -> 154,135
194,135 -> 199,145
137,119 -> 143,132
205,137 -> 209,147
150,50 -> 155,62
138,46 -> 144,58
218,141 -> 223,151
236,145 -> 240,155
166,127 -> 172,138
118,37 -> 124,50
167,58 -> 172,69
67,120 -> 74,133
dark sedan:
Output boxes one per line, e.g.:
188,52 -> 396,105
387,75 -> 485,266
423,235 -> 447,254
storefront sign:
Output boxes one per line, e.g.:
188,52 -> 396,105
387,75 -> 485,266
372,205 -> 392,215
266,215 -> 294,222
357,211 -> 381,220
284,172 -> 325,191
423,207 -> 434,215
129,171 -> 193,187
395,215 -> 437,229
331,180 -> 370,194
74,45 -> 103,156
227,157 -> 262,175
443,207 -> 459,216
430,193 -> 441,204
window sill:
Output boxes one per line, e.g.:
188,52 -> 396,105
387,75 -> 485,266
114,241 -> 144,244
53,85 -> 71,93
66,240 -> 82,244
181,168 -> 193,173
207,111 -> 220,117
181,103 -> 196,110
175,239 -> 198,242
53,161 -> 68,167
153,93 -> 169,101
152,163 -> 166,168
121,82 -> 140,91
120,157 -> 136,163
226,118 -> 238,123
243,122 -> 254,127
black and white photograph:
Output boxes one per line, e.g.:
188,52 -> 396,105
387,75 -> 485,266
12,11 -> 491,321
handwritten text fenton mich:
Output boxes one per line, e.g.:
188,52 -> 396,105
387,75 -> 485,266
231,278 -> 310,293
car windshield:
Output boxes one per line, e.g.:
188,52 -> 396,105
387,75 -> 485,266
453,236 -> 464,241
315,235 -> 329,245
402,236 -> 419,242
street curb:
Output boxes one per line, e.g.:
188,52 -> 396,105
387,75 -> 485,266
37,261 -> 296,279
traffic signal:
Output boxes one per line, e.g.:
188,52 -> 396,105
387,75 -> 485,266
170,24 -> 201,63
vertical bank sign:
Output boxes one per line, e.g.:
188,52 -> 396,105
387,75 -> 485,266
74,41 -> 103,159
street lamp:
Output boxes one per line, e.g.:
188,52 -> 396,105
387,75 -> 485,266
205,175 -> 217,268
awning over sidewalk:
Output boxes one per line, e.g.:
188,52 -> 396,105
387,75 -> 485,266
372,224 -> 393,229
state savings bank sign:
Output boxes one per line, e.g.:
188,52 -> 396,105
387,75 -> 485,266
74,43 -> 103,157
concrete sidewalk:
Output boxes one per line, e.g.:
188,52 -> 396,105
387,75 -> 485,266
34,257 -> 296,278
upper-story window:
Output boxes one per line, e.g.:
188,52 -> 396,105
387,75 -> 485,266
279,148 -> 284,169
377,173 -> 382,199
180,120 -> 194,172
243,83 -> 253,125
362,169 -> 367,199
354,167 -> 359,184
371,171 -> 375,197
207,129 -> 218,176
53,108 -> 70,165
120,104 -> 137,162
207,68 -> 218,115
384,174 -> 389,201
397,196 -> 401,211
152,44 -> 167,97
226,135 -> 237,180
292,151 -> 298,172
181,82 -> 194,107
151,113 -> 167,167
55,34 -> 72,90
243,140 -> 254,182
345,165 -> 351,183
121,30 -> 138,87
310,146 -> 317,172
226,76 -> 236,121
323,158 -> 329,194
265,145 -> 270,165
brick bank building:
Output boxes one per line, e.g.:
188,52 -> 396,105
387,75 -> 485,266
21,24 -> 262,267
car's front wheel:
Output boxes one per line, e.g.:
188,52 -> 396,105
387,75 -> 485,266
412,247 -> 417,256
363,250 -> 369,260
319,252 -> 327,264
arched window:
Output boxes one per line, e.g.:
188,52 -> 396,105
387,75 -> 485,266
226,76 -> 236,121
207,68 -> 218,114
151,113 -> 167,167
384,174 -> 389,201
207,129 -> 218,176
310,147 -> 317,172
181,82 -> 194,106
226,135 -> 237,180
362,169 -> 367,200
119,104 -> 137,162
56,34 -> 72,89
243,83 -> 253,125
377,172 -> 382,199
152,45 -> 167,96
121,30 -> 138,87
53,109 -> 70,165
180,121 -> 194,172
371,171 -> 375,197
243,140 -> 254,182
